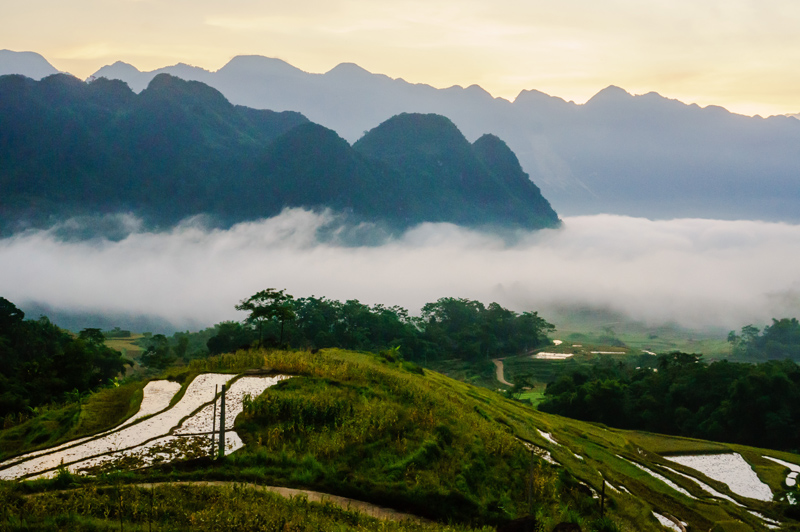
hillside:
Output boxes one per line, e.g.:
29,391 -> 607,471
0,50 -> 59,79
0,73 -> 560,234
353,114 -> 559,228
2,348 -> 799,531
58,53 -> 800,222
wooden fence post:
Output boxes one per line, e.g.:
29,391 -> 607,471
218,384 -> 226,458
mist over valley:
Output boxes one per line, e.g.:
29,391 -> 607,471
2,209 -> 798,335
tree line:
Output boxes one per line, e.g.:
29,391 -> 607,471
728,317 -> 800,361
0,297 -> 130,421
538,348 -> 800,452
139,290 -> 555,369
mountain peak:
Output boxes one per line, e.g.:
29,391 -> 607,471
355,113 -> 469,157
325,62 -> 373,78
514,88 -> 572,108
0,49 -> 60,80
92,61 -> 142,79
142,73 -> 231,110
218,55 -> 305,77
585,85 -> 632,106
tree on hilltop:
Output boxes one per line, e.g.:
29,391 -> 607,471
236,289 -> 296,347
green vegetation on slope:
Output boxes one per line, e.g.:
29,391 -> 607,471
729,318 -> 800,361
3,346 -> 800,531
157,293 -> 556,366
189,349 -> 574,526
0,74 -> 559,233
0,381 -> 144,462
0,482 -> 492,532
539,351 -> 800,452
0,297 -> 131,423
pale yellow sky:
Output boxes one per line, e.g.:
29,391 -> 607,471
4,0 -> 800,116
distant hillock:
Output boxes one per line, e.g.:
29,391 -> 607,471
353,113 -> 560,227
0,73 -> 559,233
0,73 -> 307,231
0,49 -> 59,80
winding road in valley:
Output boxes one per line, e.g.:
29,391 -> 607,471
492,359 -> 512,386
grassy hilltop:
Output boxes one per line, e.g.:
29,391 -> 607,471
2,347 -> 800,531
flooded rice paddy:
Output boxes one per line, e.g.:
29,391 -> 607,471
0,373 -> 286,480
665,453 -> 773,502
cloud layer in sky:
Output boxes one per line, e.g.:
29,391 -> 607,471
1,210 -> 798,333
4,0 -> 800,115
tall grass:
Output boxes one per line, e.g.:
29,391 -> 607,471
0,382 -> 143,462
0,482 -> 494,531
195,348 -> 570,524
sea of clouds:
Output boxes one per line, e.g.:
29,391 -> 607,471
1,208 -> 799,332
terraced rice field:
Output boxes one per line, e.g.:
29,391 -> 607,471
763,455 -> 800,487
0,373 -> 287,480
664,453 -> 773,502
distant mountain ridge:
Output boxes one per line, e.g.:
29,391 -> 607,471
0,50 -> 60,80
3,50 -> 800,221
73,54 -> 800,222
0,73 -> 559,233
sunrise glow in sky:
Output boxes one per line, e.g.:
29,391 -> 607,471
4,0 -> 800,116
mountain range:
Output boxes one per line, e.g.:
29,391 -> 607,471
84,55 -> 800,222
0,72 -> 559,233
3,50 -> 800,222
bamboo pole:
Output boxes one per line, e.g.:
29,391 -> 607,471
218,384 -> 226,458
211,385 -> 218,458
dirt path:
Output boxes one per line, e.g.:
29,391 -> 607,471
33,481 -> 424,522
492,359 -> 512,386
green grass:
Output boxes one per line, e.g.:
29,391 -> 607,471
624,433 -> 731,455
422,359 -> 498,389
3,347 -> 798,531
546,307 -> 732,359
104,334 -> 145,359
513,389 -> 546,407
0,382 -> 144,462
0,482 -> 493,532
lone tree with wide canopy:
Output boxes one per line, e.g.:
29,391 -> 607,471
236,289 -> 296,347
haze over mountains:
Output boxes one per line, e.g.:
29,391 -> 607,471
0,50 -> 59,80
80,54 -> 800,222
2,51 -> 800,333
0,72 -> 559,233
4,50 -> 800,222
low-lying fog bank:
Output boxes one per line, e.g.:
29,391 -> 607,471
1,209 -> 798,333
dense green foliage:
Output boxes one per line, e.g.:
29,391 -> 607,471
206,293 -> 555,364
235,371 -> 530,522
0,297 -> 130,420
236,289 -> 296,347
539,350 -> 800,451
183,349 -> 613,528
139,334 -> 181,369
0,74 -> 559,234
4,346 -> 796,530
0,481 -> 492,531
0,382 -> 142,460
353,114 -> 560,228
729,318 -> 800,360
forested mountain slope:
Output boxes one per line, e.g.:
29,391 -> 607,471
77,53 -> 800,221
0,73 -> 559,233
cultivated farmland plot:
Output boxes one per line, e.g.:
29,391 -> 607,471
665,453 -> 774,502
0,379 -> 184,471
0,373 -> 287,480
